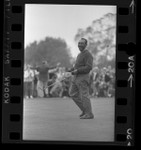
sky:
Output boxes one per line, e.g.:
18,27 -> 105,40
25,4 -> 116,58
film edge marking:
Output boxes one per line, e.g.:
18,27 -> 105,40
127,128 -> 133,146
3,0 -> 134,146
129,0 -> 135,14
3,76 -> 10,104
128,55 -> 135,88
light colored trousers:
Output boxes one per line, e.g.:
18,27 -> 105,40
37,80 -> 48,97
69,78 -> 93,115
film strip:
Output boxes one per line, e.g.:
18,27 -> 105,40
2,0 -> 136,146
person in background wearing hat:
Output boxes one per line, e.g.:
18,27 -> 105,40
69,38 -> 94,119
30,61 -> 60,98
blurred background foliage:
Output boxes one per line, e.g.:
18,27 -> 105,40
25,13 -> 116,69
25,37 -> 73,67
74,13 -> 116,68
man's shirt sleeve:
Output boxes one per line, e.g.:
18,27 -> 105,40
77,53 -> 93,74
49,66 -> 56,70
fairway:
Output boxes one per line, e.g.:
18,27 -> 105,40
23,97 -> 115,142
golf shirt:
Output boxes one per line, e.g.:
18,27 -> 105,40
71,49 -> 93,83
37,65 -> 49,82
74,49 -> 93,75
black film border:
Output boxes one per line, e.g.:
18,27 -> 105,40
2,0 -> 136,146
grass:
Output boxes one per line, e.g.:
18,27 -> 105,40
23,97 -> 115,142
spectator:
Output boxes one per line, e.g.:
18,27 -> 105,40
97,72 -> 105,97
33,69 -> 39,98
49,67 -> 64,97
89,70 -> 94,96
61,72 -> 72,98
24,62 -> 115,99
24,65 -> 34,99
30,61 -> 60,98
92,67 -> 100,97
48,68 -> 58,97
104,70 -> 112,97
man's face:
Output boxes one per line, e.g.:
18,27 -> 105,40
42,61 -> 48,66
78,39 -> 87,51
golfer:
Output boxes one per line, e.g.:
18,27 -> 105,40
69,38 -> 94,119
31,61 -> 60,98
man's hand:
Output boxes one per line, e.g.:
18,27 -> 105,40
64,72 -> 72,78
71,69 -> 78,75
67,68 -> 73,72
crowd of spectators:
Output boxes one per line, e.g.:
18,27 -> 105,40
24,64 -> 115,99
89,66 -> 115,98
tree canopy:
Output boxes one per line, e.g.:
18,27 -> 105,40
25,37 -> 72,68
74,13 -> 116,68
25,13 -> 116,69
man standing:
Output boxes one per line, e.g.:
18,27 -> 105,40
69,38 -> 94,119
31,61 -> 60,98
24,65 -> 34,99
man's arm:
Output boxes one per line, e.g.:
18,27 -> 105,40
49,62 -> 60,70
49,66 -> 57,70
30,66 -> 38,70
67,67 -> 75,72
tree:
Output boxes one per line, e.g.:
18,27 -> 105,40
25,37 -> 72,68
74,13 -> 116,68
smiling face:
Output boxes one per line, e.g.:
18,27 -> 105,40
42,61 -> 48,66
78,38 -> 87,52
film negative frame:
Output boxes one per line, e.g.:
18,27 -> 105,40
2,0 -> 136,146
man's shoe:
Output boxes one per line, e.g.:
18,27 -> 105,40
80,114 -> 94,119
79,112 -> 85,117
